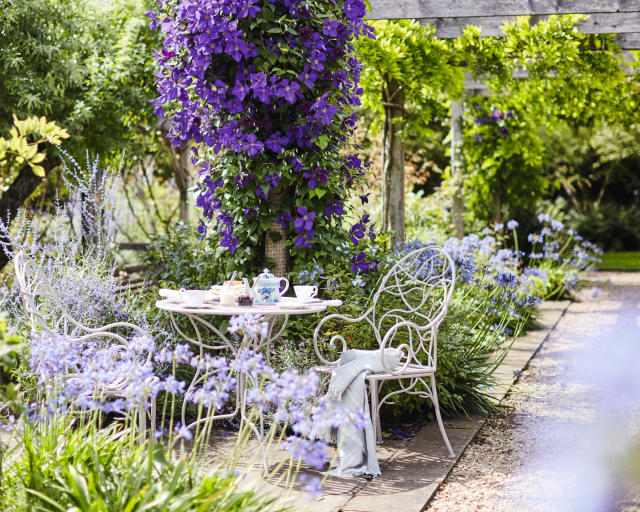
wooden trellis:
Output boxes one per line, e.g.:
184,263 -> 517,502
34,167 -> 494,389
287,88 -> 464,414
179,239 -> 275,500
366,1 -> 640,238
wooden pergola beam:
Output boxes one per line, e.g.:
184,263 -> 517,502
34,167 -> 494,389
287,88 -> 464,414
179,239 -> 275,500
368,1 -> 640,20
463,59 -> 637,89
614,33 -> 640,48
417,12 -> 640,39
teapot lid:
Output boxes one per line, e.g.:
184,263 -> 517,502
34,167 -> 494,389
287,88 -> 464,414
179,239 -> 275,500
257,268 -> 275,279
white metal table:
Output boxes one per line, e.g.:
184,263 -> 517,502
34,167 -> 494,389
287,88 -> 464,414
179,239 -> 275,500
155,298 -> 341,431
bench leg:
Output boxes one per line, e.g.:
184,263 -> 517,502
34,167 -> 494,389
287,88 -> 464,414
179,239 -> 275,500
369,379 -> 383,444
430,375 -> 454,458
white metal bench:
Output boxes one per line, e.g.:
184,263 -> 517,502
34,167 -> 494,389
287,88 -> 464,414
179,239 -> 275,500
313,245 -> 456,457
14,250 -> 157,437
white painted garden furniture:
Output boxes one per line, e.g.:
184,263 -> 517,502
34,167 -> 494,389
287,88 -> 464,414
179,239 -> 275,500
313,245 -> 456,457
13,250 -> 157,437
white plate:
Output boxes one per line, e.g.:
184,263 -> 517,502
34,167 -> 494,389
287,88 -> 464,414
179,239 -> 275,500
276,302 -> 311,310
281,297 -> 322,304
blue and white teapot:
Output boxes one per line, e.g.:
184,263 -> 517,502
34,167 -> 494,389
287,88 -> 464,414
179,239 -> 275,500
249,269 -> 289,305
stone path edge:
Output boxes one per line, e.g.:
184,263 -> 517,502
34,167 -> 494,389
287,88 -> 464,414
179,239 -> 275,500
420,300 -> 572,509
338,300 -> 572,512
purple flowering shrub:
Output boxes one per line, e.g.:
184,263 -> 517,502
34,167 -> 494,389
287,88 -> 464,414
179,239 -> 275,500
286,217 -> 600,416
523,213 -> 602,297
22,312 -> 361,498
0,155 -> 154,332
463,102 -> 547,223
147,0 -> 374,271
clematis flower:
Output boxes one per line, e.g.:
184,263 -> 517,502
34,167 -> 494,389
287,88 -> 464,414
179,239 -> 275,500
274,79 -> 301,104
224,38 -> 249,62
299,66 -> 318,88
147,0 -> 373,257
243,133 -> 264,156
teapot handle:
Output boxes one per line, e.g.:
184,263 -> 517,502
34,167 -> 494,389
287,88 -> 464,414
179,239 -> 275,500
279,278 -> 289,295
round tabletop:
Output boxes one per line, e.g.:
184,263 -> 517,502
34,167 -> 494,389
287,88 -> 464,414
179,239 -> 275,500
155,298 -> 339,316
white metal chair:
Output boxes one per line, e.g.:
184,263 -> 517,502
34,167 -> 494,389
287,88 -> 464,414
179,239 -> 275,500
313,245 -> 456,457
13,250 -> 157,437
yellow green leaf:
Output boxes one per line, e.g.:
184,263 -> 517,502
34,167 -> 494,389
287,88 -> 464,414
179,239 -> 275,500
30,164 -> 46,177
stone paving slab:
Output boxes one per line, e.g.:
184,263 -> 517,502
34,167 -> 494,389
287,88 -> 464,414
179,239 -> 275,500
223,300 -> 572,511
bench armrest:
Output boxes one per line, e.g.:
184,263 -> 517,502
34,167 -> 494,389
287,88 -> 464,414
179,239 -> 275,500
313,308 -> 380,365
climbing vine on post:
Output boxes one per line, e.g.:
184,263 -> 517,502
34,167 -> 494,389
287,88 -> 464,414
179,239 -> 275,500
357,20 -> 464,247
148,0 -> 373,274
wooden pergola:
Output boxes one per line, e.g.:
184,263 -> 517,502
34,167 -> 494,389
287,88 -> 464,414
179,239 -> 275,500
368,1 -> 640,49
366,1 -> 640,237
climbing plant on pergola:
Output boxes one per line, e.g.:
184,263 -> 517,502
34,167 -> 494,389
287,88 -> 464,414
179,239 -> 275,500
364,0 -> 640,239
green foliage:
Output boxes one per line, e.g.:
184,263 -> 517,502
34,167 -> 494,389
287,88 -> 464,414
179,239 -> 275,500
494,16 -> 635,127
145,223 -> 227,289
568,203 -> 640,252
404,190 -> 452,240
0,115 -> 69,182
0,0 -> 160,164
0,312 -> 22,404
0,418 -> 285,512
357,15 -> 640,231
463,100 -> 546,222
357,20 -> 464,137
0,0 -> 80,129
541,122 -> 640,212
451,17 -> 640,227
599,252 -> 640,271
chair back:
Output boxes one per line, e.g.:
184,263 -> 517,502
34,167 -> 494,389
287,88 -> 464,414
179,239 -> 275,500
13,251 -> 52,333
369,245 -> 455,369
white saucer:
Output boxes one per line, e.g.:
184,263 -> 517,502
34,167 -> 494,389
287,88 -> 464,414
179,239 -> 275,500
276,302 -> 310,310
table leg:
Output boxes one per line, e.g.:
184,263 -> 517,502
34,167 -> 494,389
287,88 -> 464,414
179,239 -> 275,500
168,313 -> 242,430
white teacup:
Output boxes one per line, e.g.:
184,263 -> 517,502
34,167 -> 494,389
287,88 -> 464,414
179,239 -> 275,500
220,288 -> 237,306
179,289 -> 209,307
294,285 -> 318,302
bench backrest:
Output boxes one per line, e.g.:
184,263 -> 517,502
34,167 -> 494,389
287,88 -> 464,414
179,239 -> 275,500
14,251 -> 53,334
369,245 -> 455,368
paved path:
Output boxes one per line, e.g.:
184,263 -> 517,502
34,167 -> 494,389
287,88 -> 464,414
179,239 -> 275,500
426,272 -> 640,512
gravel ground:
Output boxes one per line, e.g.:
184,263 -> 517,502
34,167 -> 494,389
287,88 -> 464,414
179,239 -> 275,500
425,272 -> 640,512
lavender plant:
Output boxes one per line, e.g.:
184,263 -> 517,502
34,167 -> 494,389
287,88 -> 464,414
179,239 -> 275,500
0,154 -> 135,331
17,311 -> 361,503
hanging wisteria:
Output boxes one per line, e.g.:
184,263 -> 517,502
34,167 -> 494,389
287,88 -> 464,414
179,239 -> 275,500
147,0 -> 374,271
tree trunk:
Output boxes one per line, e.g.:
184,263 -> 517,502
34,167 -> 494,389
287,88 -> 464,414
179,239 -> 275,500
0,157 -> 57,270
176,147 -> 190,225
450,99 -> 465,238
264,193 -> 287,276
492,187 -> 501,224
158,119 -> 191,225
381,78 -> 406,248
161,138 -> 191,225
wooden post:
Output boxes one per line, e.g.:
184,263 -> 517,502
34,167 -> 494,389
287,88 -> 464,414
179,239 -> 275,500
161,138 -> 191,225
176,147 -> 190,226
450,99 -> 465,238
265,192 -> 287,276
381,78 -> 406,248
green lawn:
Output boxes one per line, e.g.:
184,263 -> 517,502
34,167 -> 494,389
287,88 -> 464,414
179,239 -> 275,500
599,252 -> 640,271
